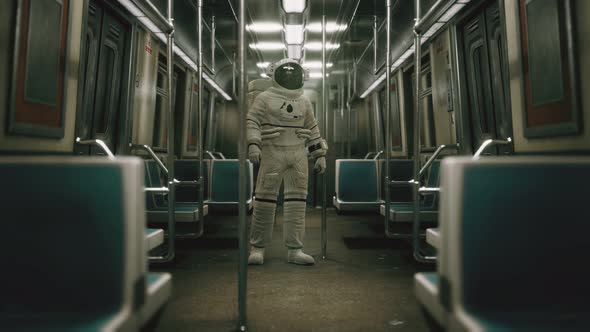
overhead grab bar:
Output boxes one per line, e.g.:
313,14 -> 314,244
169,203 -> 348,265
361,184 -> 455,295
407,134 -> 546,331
130,0 -> 174,34
472,137 -> 512,159
76,137 -> 115,159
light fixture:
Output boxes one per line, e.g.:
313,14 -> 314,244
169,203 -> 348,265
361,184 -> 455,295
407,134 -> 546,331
260,73 -> 269,78
249,42 -> 286,50
304,42 -> 340,51
246,22 -> 283,33
257,62 -> 270,69
281,0 -> 307,13
302,61 -> 333,69
285,24 -> 304,44
309,72 -> 330,79
306,22 -> 347,33
287,45 -> 302,60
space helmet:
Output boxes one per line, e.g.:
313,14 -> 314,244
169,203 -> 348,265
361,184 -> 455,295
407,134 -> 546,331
266,58 -> 305,90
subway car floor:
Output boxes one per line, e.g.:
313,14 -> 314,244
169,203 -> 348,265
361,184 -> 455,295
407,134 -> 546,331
151,209 -> 435,332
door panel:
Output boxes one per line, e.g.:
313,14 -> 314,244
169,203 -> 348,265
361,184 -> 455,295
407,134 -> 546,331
76,0 -> 129,155
460,0 -> 512,154
462,13 -> 496,152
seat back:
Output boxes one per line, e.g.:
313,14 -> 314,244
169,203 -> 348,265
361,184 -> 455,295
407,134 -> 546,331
440,157 -> 590,328
422,160 -> 441,207
0,157 -> 145,322
144,159 -> 167,209
209,159 -> 253,203
378,159 -> 414,202
335,160 -> 379,202
174,159 -> 210,202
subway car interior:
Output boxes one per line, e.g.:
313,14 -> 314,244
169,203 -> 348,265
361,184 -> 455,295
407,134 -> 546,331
1,0 -> 590,331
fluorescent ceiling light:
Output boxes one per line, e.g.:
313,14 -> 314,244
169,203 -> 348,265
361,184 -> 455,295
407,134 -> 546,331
117,0 -> 143,17
306,22 -> 347,33
282,0 -> 306,13
249,42 -> 286,50
309,72 -> 330,79
288,44 -> 303,59
285,24 -> 304,44
246,22 -> 283,33
359,73 -> 386,98
304,42 -> 340,51
257,62 -> 270,69
302,61 -> 333,69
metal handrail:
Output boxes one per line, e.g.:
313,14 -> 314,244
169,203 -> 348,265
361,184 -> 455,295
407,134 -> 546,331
144,187 -> 169,193
130,143 -> 168,173
213,151 -> 226,159
130,0 -> 174,34
418,143 -> 459,176
473,137 -> 512,159
364,152 -> 376,159
373,150 -> 384,160
204,150 -> 217,159
130,143 -> 201,187
76,137 -> 115,159
414,0 -> 456,34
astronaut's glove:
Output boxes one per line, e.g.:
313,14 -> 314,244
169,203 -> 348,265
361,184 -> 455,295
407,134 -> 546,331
260,127 -> 285,140
248,144 -> 262,164
314,156 -> 327,174
295,128 -> 312,141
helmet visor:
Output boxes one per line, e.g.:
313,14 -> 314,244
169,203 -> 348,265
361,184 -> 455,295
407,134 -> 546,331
274,63 -> 304,90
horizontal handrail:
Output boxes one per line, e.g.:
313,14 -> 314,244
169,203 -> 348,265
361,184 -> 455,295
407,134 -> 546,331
76,137 -> 115,159
414,0 -> 456,34
130,0 -> 174,34
144,187 -> 169,193
419,187 -> 440,193
473,137 -> 512,159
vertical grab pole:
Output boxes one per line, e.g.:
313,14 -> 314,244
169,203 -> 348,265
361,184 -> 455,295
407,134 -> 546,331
384,0 -> 392,237
320,14 -> 328,259
165,0 -> 176,261
237,0 -> 248,329
197,0 -> 204,237
412,0 -> 434,262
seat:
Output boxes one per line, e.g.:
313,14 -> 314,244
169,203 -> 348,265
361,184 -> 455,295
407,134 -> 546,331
426,228 -> 440,249
333,159 -> 380,212
0,157 -> 171,331
144,160 -> 208,224
174,159 -> 210,202
146,228 -> 164,251
207,159 -> 253,211
416,157 -> 590,330
380,161 -> 441,223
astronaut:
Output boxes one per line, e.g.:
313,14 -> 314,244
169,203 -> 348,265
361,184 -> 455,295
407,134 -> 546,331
247,59 -> 327,265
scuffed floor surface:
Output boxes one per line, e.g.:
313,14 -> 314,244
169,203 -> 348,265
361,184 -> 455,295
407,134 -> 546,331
152,208 -> 435,332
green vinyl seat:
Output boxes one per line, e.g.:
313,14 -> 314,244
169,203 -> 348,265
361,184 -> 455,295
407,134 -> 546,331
144,160 -> 208,224
333,159 -> 380,212
208,159 -> 253,212
415,157 -> 590,330
0,157 -> 171,331
380,161 -> 441,223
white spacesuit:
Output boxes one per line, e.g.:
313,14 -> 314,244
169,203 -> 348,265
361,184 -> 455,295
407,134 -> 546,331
247,59 -> 327,265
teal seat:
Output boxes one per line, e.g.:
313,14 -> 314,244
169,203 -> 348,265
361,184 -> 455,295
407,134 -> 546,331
146,228 -> 164,251
416,157 -> 590,330
175,159 -> 210,202
0,157 -> 171,331
333,159 -> 380,212
208,160 -> 253,211
144,160 -> 208,224
380,161 -> 441,223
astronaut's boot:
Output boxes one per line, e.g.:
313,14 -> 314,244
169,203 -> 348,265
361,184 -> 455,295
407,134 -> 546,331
283,200 -> 314,265
248,246 -> 265,265
287,249 -> 315,265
